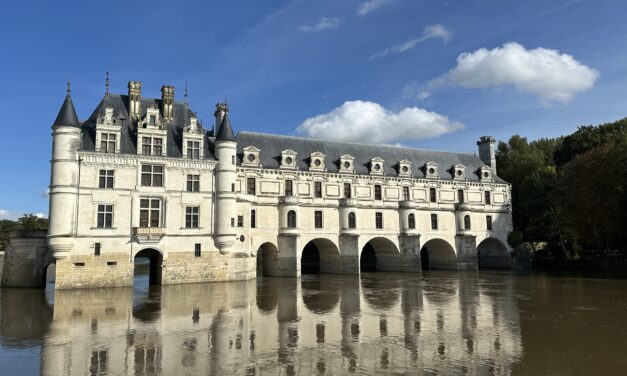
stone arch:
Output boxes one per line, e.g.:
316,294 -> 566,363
420,238 -> 457,270
360,237 -> 401,272
477,238 -> 511,269
134,248 -> 164,285
42,261 -> 56,288
256,242 -> 279,277
301,238 -> 341,275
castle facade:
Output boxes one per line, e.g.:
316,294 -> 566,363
47,81 -> 512,289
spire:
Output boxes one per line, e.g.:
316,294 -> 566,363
215,112 -> 236,142
52,82 -> 80,128
105,72 -> 110,99
184,81 -> 189,105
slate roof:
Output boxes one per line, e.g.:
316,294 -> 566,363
79,94 -> 215,159
77,94 -> 504,183
236,131 -> 505,183
216,113 -> 236,142
52,93 -> 80,128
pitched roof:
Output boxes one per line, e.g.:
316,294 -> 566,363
216,113 -> 236,142
52,94 -> 80,128
236,131 -> 505,182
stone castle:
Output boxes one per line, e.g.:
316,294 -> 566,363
37,79 -> 513,289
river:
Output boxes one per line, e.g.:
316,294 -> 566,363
1,271 -> 626,375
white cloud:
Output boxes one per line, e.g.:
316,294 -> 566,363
0,209 -> 19,220
296,100 -> 463,144
370,24 -> 451,60
357,0 -> 394,16
298,17 -> 343,33
435,42 -> 599,103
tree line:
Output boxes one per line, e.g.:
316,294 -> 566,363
0,214 -> 49,252
496,117 -> 627,263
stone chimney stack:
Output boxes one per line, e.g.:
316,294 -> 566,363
128,81 -> 142,120
477,136 -> 497,175
213,102 -> 228,136
161,85 -> 174,122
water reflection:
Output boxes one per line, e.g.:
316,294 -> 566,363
2,272 -> 627,375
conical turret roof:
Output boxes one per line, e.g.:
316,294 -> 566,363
216,112 -> 236,142
52,93 -> 80,128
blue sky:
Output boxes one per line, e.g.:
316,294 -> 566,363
1,0 -> 626,218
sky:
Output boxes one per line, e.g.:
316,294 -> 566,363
1,0 -> 626,219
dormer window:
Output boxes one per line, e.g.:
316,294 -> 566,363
424,161 -> 438,178
182,115 -> 204,160
309,152 -> 326,172
479,166 -> 493,182
370,157 -> 384,175
100,133 -> 116,153
280,149 -> 298,169
339,154 -> 355,173
398,159 -> 412,177
95,106 -> 122,154
242,146 -> 261,167
453,163 -> 465,180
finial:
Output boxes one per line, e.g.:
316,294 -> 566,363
224,97 -> 228,111
105,72 -> 110,99
66,78 -> 71,96
184,81 -> 189,104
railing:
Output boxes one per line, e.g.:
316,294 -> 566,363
133,227 -> 166,236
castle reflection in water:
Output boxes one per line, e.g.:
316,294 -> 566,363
7,273 -> 522,375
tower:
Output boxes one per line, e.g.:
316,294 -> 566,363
477,136 -> 497,174
47,82 -> 81,260
128,81 -> 142,120
213,103 -> 237,255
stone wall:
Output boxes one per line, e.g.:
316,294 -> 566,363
1,230 -> 51,288
163,252 -> 256,284
55,254 -> 133,289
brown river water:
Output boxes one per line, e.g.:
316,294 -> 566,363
1,271 -> 627,375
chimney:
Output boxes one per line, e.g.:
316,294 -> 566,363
477,136 -> 497,174
161,85 -> 174,122
213,102 -> 228,136
128,81 -> 142,120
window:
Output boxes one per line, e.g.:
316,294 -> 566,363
408,213 -> 416,229
99,170 -> 114,189
343,183 -> 352,198
375,212 -> 383,229
195,243 -> 201,257
94,242 -> 101,256
97,204 -> 113,228
139,199 -> 161,227
287,210 -> 297,228
431,214 -> 438,230
231,218 -> 235,227
403,186 -> 410,201
237,215 -> 244,227
314,210 -> 323,229
314,182 -> 323,198
100,133 -> 116,153
141,165 -> 163,187
232,155 -> 236,164
187,141 -> 200,159
149,115 -> 156,126
485,191 -> 491,205
348,212 -> 356,229
464,215 -> 471,230
374,185 -> 382,200
187,174 -> 200,192
458,189 -> 464,203
185,206 -> 199,228
247,178 -> 256,195
429,188 -> 437,203
251,210 -> 256,228
285,180 -> 293,196
142,137 -> 163,156
486,215 -> 493,231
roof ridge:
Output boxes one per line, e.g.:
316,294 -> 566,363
238,131 -> 475,156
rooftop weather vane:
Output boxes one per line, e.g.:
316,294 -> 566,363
105,72 -> 110,99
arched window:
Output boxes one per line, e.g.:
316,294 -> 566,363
408,213 -> 416,229
348,212 -> 356,229
464,215 -> 471,230
287,210 -> 297,228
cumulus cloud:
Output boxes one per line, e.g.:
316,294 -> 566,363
357,0 -> 394,16
433,42 -> 599,103
370,24 -> 451,60
298,17 -> 343,33
0,209 -> 19,220
296,100 -> 463,144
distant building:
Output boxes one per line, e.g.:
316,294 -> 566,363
47,80 -> 512,289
